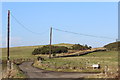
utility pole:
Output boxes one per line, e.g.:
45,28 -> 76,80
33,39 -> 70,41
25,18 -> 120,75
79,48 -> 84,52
7,10 -> 10,70
49,27 -> 52,59
116,39 -> 118,42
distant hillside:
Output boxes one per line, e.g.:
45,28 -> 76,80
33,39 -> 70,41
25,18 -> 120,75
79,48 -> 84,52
104,41 -> 120,51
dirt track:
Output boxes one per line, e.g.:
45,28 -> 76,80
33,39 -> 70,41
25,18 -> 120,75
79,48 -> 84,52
19,62 -> 98,78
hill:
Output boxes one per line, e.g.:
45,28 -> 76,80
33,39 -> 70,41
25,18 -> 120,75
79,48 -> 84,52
53,43 -> 73,48
104,41 -> 120,51
1,43 -> 73,60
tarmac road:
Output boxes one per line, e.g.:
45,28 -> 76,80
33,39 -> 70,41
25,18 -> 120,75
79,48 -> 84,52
18,62 -> 98,78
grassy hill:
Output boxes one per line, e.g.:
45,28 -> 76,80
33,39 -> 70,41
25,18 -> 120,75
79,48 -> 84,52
1,43 -> 73,60
2,42 -> 119,60
53,43 -> 73,48
104,41 -> 120,51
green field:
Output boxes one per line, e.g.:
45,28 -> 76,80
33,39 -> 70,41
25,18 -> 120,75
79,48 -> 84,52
2,46 -> 40,60
33,51 -> 118,76
1,43 -> 73,60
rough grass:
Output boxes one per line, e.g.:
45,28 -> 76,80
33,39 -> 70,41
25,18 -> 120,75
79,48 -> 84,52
2,60 -> 26,78
33,51 -> 118,74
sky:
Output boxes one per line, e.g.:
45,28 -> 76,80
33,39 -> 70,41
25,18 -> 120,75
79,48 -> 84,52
2,2 -> 118,48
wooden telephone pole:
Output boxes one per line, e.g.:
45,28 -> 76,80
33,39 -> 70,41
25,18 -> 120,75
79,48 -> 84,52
7,10 -> 10,70
7,10 -> 10,61
49,27 -> 52,59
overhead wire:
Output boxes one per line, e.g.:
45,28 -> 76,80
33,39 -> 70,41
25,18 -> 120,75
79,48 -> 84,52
11,13 -> 48,35
53,27 -> 116,40
10,13 -> 116,40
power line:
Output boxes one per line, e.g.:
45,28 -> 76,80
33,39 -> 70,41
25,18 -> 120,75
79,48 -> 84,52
11,13 -> 48,35
53,28 -> 115,40
11,13 -> 116,40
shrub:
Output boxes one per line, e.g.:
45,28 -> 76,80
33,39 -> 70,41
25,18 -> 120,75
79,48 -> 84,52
32,45 -> 68,55
71,44 -> 91,50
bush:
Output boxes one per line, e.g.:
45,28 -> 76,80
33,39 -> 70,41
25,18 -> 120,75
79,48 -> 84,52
32,45 -> 68,55
71,44 -> 92,50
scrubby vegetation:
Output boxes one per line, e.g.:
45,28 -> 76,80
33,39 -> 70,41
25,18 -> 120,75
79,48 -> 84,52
71,44 -> 92,50
32,44 -> 92,55
104,41 -> 120,51
32,45 -> 68,55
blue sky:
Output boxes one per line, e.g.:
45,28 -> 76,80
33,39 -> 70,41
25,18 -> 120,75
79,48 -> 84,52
2,2 -> 118,48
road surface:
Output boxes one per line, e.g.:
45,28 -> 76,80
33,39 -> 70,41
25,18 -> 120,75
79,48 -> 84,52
19,62 -> 98,78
